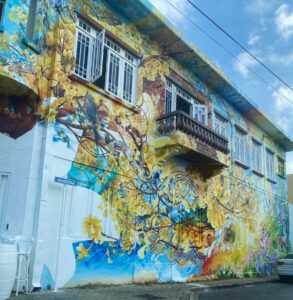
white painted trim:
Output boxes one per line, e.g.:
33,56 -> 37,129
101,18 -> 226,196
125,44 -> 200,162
118,52 -> 125,99
0,172 -> 11,237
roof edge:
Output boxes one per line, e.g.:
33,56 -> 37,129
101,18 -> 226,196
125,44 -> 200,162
106,0 -> 293,152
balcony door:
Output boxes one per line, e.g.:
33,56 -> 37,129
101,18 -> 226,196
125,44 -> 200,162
165,79 -> 208,125
176,95 -> 192,115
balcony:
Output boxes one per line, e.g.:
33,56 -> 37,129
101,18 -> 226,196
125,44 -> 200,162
155,111 -> 230,179
0,74 -> 39,139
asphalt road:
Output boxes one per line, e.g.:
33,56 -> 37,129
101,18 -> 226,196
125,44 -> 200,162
9,281 -> 293,300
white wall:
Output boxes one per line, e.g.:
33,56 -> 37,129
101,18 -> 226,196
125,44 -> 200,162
0,124 -> 43,240
32,125 -> 88,289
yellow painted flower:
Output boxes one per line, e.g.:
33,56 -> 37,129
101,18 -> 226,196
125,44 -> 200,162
46,32 -> 56,47
108,257 -> 113,264
76,243 -> 91,262
214,185 -> 222,198
83,215 -> 102,243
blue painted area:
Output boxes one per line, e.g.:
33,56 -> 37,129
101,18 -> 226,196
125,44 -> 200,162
40,264 -> 55,290
67,160 -> 116,195
3,0 -> 28,35
68,240 -> 203,284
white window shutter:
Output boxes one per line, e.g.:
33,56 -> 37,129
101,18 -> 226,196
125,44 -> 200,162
122,61 -> 134,103
74,29 -> 92,80
106,50 -> 120,96
194,104 -> 208,125
91,29 -> 105,82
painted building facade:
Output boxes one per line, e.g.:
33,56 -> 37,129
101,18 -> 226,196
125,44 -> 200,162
0,0 -> 292,290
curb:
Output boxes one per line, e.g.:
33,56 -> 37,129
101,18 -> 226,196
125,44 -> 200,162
190,277 -> 279,294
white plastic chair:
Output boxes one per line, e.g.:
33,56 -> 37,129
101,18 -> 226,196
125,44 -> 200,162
15,236 -> 33,296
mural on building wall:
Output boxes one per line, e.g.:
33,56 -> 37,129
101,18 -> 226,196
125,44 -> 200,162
0,0 -> 290,285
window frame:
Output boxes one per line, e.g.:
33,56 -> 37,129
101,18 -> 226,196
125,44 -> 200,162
74,19 -> 100,81
104,38 -> 138,104
0,0 -> 5,25
234,126 -> 248,167
214,112 -> 228,138
265,148 -> 275,181
251,138 -> 263,175
73,18 -> 138,104
277,156 -> 286,178
165,79 -> 208,126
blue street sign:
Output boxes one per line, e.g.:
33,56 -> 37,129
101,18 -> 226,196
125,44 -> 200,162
54,177 -> 77,186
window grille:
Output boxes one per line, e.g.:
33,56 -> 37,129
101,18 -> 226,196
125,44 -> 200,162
91,29 -> 105,82
214,113 -> 228,138
105,38 -> 121,53
106,51 -> 120,96
252,139 -> 262,173
235,127 -> 247,165
266,149 -> 275,180
74,30 -> 92,79
74,18 -> 137,103
165,89 -> 172,113
123,62 -> 134,102
194,104 -> 208,125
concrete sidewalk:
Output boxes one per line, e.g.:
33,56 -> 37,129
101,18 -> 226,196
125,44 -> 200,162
9,276 -> 278,300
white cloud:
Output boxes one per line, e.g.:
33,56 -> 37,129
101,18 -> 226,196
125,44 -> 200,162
233,51 -> 259,78
149,0 -> 189,25
275,3 -> 293,40
234,49 -> 293,78
267,51 -> 293,66
248,33 -> 261,46
273,86 -> 293,112
245,0 -> 275,16
271,85 -> 293,131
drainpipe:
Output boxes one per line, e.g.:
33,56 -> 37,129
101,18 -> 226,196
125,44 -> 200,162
30,120 -> 48,290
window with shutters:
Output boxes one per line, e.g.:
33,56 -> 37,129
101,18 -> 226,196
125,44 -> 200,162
235,127 -> 247,165
214,113 -> 228,138
165,79 -> 208,125
278,157 -> 285,177
74,18 -> 138,104
252,139 -> 262,174
266,149 -> 275,180
0,0 -> 5,25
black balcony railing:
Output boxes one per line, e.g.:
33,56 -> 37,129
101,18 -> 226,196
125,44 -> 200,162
156,111 -> 229,155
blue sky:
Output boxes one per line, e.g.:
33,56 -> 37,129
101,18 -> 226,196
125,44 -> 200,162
149,0 -> 293,174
